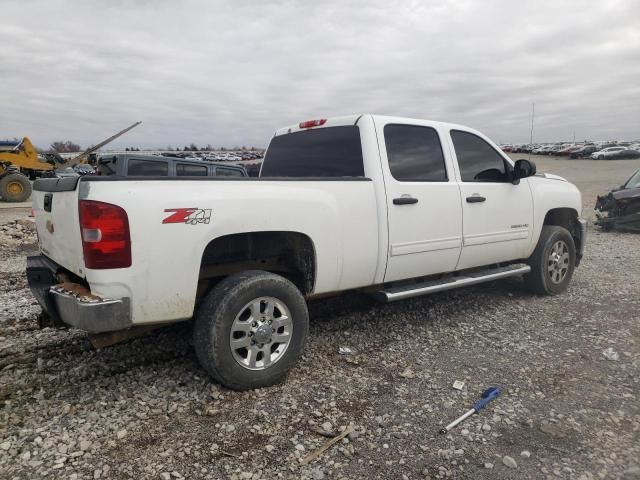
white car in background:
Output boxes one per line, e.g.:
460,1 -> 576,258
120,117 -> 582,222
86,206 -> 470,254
590,146 -> 628,159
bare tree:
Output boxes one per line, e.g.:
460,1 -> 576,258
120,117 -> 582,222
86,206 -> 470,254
49,140 -> 81,153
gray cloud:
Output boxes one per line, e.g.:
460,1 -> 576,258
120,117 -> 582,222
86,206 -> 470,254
1,0 -> 638,149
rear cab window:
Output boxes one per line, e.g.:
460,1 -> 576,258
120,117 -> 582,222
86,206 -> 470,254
261,126 -> 364,177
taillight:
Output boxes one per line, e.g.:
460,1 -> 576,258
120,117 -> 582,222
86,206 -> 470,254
299,119 -> 327,129
79,200 -> 131,269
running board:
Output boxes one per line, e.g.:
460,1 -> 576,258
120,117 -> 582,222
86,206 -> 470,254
376,264 -> 531,303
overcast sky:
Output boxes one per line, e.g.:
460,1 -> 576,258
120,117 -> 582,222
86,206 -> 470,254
1,0 -> 639,149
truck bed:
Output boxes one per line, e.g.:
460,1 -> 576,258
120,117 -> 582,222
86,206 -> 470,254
32,175 -> 380,325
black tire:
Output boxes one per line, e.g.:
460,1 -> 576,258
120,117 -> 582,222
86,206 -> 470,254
524,226 -> 576,295
193,270 -> 309,390
0,173 -> 32,202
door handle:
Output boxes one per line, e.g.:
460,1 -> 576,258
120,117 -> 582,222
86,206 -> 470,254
466,195 -> 486,203
393,196 -> 418,205
44,193 -> 53,212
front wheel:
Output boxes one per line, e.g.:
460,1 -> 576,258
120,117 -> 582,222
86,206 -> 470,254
194,270 -> 309,390
524,226 -> 576,295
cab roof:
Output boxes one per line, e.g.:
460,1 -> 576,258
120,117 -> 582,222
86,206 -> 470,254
274,114 -> 476,137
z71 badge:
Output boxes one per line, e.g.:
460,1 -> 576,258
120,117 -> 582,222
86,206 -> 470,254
163,208 -> 212,225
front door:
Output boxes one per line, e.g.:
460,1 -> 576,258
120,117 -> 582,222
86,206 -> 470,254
376,118 -> 463,282
448,129 -> 533,269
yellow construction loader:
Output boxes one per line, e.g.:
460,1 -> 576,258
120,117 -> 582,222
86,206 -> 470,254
0,122 -> 141,202
0,137 -> 47,202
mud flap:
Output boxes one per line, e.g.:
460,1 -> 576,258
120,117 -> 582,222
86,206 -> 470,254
26,255 -> 64,327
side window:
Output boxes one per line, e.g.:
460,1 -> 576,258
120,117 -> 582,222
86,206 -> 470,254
384,124 -> 447,181
127,159 -> 168,176
451,130 -> 509,182
176,163 -> 208,176
97,157 -> 117,176
216,167 -> 244,177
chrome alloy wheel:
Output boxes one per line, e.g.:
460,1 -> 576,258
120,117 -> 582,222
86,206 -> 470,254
229,297 -> 293,370
547,240 -> 570,284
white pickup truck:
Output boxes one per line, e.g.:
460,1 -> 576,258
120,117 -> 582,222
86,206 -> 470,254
27,115 -> 586,390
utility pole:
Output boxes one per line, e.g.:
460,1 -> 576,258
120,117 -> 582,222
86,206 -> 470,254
529,103 -> 535,145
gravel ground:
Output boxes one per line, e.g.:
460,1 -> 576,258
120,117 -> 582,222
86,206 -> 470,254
1,157 -> 639,480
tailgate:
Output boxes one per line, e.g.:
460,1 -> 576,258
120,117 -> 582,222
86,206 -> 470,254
32,177 -> 85,276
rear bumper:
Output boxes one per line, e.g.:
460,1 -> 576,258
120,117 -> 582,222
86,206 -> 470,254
26,255 -> 131,333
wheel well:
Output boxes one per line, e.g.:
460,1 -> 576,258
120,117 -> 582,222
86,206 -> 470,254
198,231 -> 316,299
543,208 -> 582,255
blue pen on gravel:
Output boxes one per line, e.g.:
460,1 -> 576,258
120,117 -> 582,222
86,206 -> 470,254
439,386 -> 502,434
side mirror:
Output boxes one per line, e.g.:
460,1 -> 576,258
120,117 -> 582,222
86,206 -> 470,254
513,159 -> 536,184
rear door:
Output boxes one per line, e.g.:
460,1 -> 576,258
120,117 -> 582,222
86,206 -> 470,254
448,129 -> 533,269
375,118 -> 463,282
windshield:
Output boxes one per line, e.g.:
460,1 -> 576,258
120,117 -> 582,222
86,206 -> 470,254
624,169 -> 640,189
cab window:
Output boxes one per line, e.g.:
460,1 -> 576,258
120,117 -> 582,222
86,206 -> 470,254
127,159 -> 168,176
261,126 -> 364,177
176,163 -> 208,176
216,167 -> 244,177
384,124 -> 447,182
451,130 -> 510,182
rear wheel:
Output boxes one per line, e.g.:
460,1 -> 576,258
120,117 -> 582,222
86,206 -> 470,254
194,270 -> 309,390
0,173 -> 32,202
524,226 -> 576,295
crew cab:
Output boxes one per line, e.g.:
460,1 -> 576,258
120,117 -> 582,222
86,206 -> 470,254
27,115 -> 587,390
95,154 -> 247,177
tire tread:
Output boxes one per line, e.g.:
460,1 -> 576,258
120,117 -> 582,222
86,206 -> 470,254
193,270 -> 308,390
524,225 -> 576,295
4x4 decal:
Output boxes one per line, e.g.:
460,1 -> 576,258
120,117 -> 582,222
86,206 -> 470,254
163,208 -> 212,225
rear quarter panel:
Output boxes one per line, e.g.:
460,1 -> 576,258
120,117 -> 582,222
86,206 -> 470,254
80,178 -> 379,325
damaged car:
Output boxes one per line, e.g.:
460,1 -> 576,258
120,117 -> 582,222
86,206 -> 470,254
595,168 -> 640,231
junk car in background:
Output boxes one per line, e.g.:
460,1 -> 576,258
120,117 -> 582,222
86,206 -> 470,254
96,154 -> 247,177
595,168 -> 640,231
